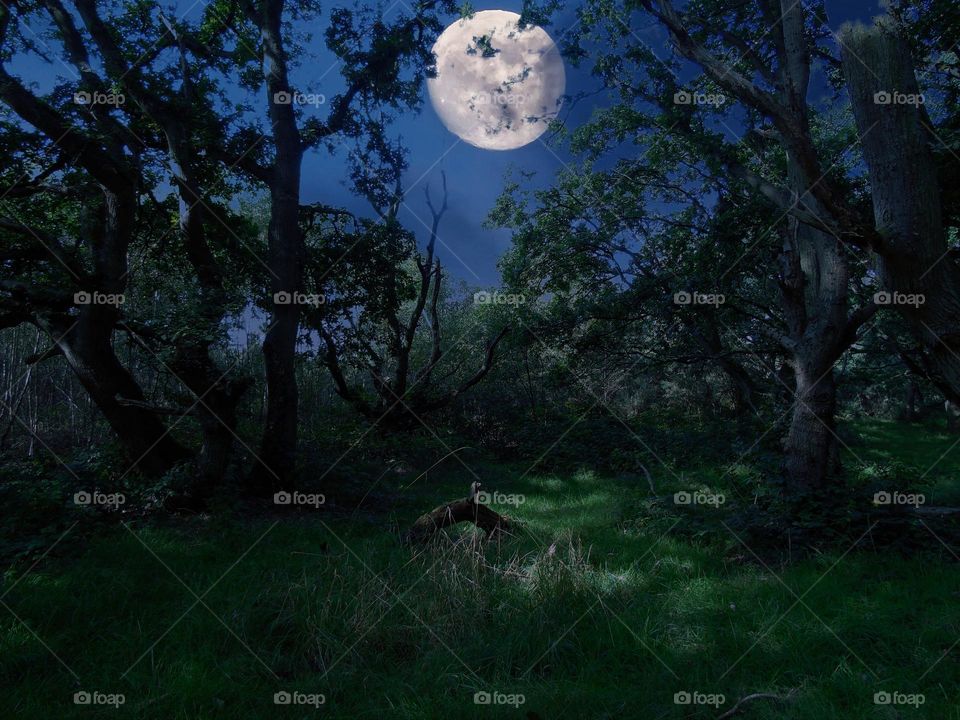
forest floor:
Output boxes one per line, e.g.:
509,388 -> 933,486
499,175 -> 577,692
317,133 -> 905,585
2,418 -> 960,718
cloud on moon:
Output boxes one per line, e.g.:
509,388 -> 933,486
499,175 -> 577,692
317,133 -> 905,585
427,10 -> 565,151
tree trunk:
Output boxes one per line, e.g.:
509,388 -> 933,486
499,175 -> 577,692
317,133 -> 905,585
778,156 -> 849,504
946,400 -> 960,433
41,185 -> 190,476
166,340 -> 249,504
775,4 -> 850,506
249,1 -> 304,493
783,354 -> 840,497
256,293 -> 300,490
901,380 -> 922,421
694,321 -> 757,417
44,318 -> 190,476
841,20 -> 960,401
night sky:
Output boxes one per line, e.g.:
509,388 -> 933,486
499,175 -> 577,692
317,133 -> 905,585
9,0 -> 890,288
295,0 -> 890,286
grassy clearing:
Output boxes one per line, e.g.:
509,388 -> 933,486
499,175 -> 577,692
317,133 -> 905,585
847,417 -> 960,504
2,419 -> 960,718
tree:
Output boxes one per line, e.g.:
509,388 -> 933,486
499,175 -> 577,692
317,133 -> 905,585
303,168 -> 508,428
0,0 -> 459,496
0,2 -> 189,477
546,0 -> 957,508
197,0 -> 454,490
841,17 -> 960,406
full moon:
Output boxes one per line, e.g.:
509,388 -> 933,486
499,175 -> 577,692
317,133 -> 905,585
427,10 -> 565,151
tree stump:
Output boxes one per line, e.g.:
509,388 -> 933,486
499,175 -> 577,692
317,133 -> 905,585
404,482 -> 514,544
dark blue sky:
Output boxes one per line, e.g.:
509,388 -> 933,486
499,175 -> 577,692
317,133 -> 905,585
297,0 -> 586,288
9,0 -> 887,287
297,0 -> 886,287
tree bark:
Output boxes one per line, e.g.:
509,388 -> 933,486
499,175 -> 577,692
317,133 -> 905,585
778,211 -> 846,501
841,19 -> 960,401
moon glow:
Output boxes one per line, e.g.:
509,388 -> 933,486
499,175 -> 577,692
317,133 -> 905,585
427,10 -> 565,151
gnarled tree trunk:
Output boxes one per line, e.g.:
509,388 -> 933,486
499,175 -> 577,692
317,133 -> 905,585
778,208 -> 847,502
841,19 -> 960,401
775,2 -> 850,506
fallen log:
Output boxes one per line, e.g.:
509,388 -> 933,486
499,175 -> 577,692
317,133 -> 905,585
405,482 -> 514,544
